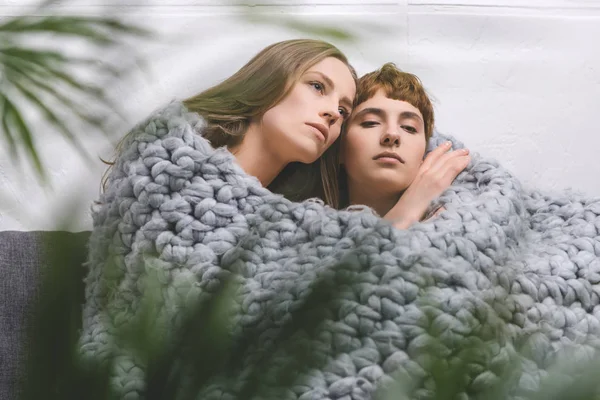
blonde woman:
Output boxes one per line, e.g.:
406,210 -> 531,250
80,38 -> 356,397
103,39 -> 357,206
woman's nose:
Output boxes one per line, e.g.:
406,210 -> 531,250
381,130 -> 400,146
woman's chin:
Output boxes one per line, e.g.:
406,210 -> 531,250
371,173 -> 412,193
291,140 -> 325,164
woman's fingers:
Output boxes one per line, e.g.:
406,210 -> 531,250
427,146 -> 470,177
421,141 -> 453,170
415,142 -> 470,198
441,153 -> 470,184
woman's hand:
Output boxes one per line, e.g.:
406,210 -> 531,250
385,141 -> 470,229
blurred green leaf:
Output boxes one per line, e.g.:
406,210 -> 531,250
244,12 -> 357,42
9,76 -> 90,161
0,94 -> 17,159
0,93 -> 43,176
0,1 -> 152,184
18,238 -> 600,400
0,15 -> 151,45
17,231 -> 114,400
283,20 -> 355,41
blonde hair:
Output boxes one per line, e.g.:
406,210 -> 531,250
184,39 -> 356,207
336,63 -> 435,208
103,39 -> 357,208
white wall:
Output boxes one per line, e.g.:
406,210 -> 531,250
1,0 -> 598,231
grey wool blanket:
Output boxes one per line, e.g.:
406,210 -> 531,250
79,101 -> 600,399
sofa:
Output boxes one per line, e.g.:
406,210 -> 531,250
0,230 -> 91,400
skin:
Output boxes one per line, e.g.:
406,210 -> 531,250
342,89 -> 470,228
342,89 -> 427,217
385,141 -> 470,229
230,57 -> 356,187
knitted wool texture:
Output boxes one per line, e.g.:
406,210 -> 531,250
79,101 -> 600,399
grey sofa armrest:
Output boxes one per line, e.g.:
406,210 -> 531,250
0,230 -> 90,400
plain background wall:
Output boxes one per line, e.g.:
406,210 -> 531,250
0,0 -> 598,231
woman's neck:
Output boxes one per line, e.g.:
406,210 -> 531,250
347,183 -> 400,217
228,124 -> 287,187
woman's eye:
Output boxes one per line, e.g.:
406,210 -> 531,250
310,82 -> 324,94
338,107 -> 349,119
402,125 -> 417,133
360,121 -> 379,128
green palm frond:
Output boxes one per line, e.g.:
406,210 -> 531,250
0,1 -> 152,182
0,15 -> 149,43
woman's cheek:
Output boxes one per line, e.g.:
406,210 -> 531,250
347,142 -> 364,168
330,126 -> 342,143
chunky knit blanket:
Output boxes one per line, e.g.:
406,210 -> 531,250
79,101 -> 600,399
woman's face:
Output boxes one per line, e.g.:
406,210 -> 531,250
342,89 -> 427,196
259,57 -> 356,164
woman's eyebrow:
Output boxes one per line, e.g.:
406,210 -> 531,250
400,111 -> 423,123
351,107 -> 385,121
